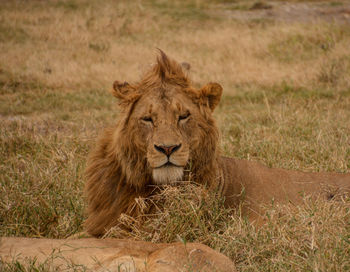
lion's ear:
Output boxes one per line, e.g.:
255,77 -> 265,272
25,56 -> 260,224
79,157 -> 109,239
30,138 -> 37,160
111,80 -> 139,104
199,82 -> 223,111
180,62 -> 191,72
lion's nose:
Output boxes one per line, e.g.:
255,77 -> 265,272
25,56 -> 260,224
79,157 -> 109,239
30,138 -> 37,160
154,144 -> 181,156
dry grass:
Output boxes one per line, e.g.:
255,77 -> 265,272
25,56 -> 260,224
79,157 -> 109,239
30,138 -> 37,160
1,0 -> 350,271
105,183 -> 350,271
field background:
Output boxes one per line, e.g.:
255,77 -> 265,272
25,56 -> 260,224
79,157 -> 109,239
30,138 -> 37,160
1,0 -> 350,271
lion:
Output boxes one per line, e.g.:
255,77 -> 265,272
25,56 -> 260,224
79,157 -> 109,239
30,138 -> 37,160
0,237 -> 236,272
85,50 -> 350,237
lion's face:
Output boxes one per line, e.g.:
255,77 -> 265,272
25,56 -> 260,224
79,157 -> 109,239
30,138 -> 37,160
111,51 -> 222,185
130,87 -> 201,184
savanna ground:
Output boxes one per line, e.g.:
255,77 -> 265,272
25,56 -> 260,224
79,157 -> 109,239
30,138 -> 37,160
1,0 -> 350,271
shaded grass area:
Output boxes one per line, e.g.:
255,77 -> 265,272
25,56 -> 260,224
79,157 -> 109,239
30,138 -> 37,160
0,88 -> 113,116
0,0 -> 349,271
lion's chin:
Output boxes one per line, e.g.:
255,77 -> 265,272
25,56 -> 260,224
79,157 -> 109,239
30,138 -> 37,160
152,165 -> 184,184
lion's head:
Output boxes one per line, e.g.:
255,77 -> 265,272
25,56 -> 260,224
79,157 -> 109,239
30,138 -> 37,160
110,50 -> 223,186
85,51 -> 223,236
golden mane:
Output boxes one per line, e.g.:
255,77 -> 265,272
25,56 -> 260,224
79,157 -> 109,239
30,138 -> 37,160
112,50 -> 190,106
85,51 -> 220,236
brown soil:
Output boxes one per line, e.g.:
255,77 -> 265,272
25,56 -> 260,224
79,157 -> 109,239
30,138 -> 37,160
213,1 -> 350,24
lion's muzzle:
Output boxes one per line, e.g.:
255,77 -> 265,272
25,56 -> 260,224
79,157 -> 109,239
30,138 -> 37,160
149,142 -> 188,184
154,144 -> 182,157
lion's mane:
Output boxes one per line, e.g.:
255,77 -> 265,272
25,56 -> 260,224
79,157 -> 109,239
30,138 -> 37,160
85,52 -> 220,237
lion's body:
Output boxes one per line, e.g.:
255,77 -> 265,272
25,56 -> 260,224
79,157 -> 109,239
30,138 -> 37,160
85,51 -> 350,237
219,157 -> 350,219
0,237 -> 236,272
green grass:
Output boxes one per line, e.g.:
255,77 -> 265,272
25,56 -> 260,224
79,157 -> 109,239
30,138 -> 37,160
1,257 -> 88,271
0,125 -> 87,238
0,88 -> 113,116
147,0 -> 212,21
268,25 -> 350,63
218,85 -> 350,171
0,24 -> 29,44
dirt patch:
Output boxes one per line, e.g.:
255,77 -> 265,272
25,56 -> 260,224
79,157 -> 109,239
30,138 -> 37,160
213,1 -> 350,24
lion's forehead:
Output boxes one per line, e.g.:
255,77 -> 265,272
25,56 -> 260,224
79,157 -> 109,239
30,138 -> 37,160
133,89 -> 196,117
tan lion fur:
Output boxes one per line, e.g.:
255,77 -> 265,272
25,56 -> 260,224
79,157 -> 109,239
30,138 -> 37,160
85,51 -> 350,237
0,237 -> 236,272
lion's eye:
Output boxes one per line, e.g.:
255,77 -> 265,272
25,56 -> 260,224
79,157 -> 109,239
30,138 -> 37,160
179,112 -> 190,121
141,117 -> 153,123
